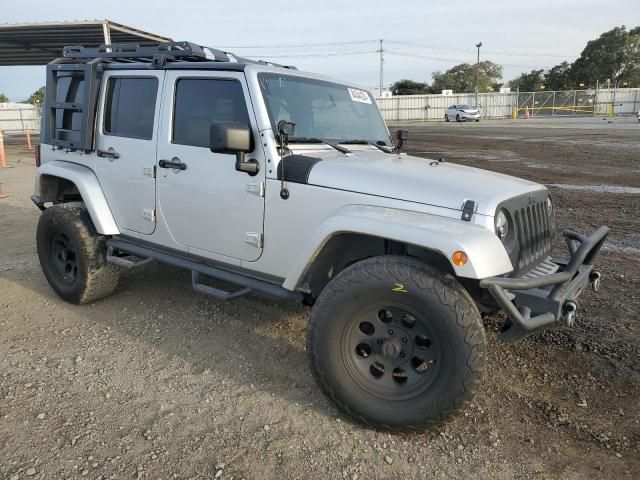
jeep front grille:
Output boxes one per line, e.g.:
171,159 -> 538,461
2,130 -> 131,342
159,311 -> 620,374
499,191 -> 555,277
514,201 -> 554,271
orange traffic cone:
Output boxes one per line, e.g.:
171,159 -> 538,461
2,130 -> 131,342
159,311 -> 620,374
525,108 -> 530,120
0,128 -> 6,167
26,128 -> 32,150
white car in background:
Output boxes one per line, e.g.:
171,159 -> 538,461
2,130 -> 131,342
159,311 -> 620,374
445,104 -> 481,122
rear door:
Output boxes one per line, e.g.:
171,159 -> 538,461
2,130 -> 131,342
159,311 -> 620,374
156,71 -> 266,261
94,72 -> 164,235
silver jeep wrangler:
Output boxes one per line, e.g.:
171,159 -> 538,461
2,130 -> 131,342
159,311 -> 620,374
33,42 -> 608,431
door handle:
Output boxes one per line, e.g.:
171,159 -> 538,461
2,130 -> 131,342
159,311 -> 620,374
97,149 -> 120,159
159,159 -> 187,170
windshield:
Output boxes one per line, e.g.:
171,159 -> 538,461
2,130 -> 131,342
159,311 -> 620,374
457,104 -> 472,110
258,73 -> 391,145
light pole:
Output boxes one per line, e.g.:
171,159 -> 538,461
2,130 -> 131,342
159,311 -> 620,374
475,42 -> 482,107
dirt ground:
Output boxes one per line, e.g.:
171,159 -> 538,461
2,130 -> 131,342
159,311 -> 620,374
1,116 -> 639,479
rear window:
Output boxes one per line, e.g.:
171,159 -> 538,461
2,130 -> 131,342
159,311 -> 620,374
104,77 -> 158,139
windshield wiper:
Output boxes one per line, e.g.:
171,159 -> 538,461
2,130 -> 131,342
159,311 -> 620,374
288,137 -> 351,155
340,140 -> 393,153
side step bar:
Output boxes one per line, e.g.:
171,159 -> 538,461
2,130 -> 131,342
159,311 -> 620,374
106,239 -> 300,302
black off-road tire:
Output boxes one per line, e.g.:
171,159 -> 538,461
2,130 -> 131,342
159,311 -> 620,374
307,256 -> 486,431
36,202 -> 119,304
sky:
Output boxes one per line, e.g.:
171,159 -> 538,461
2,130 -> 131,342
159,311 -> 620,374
1,0 -> 639,101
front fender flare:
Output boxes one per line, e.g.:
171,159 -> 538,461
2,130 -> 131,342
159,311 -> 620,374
34,161 -> 119,235
283,205 -> 513,290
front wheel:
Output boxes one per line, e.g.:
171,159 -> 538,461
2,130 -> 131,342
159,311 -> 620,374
307,256 -> 486,431
456,114 -> 461,122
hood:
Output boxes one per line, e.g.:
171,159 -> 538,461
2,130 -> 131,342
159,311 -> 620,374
460,108 -> 479,114
304,148 -> 545,215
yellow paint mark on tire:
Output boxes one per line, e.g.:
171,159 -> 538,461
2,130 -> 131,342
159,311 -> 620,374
392,283 -> 407,293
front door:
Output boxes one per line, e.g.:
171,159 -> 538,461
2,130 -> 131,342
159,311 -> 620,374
94,72 -> 164,235
156,71 -> 266,262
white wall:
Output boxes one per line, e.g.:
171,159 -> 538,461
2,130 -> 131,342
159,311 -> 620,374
0,103 -> 41,132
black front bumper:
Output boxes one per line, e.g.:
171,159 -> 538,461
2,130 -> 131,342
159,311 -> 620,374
480,226 -> 609,342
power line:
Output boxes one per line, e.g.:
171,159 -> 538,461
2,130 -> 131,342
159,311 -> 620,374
385,40 -> 573,59
217,38 -> 574,60
219,40 -> 377,49
243,50 -> 377,59
385,51 -> 553,69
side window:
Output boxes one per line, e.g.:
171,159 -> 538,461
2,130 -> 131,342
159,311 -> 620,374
173,79 -> 250,148
104,77 -> 158,139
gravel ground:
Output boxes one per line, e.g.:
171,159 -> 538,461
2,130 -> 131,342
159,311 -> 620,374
1,117 -> 639,479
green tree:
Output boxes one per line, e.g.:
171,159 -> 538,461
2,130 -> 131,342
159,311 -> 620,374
508,69 -> 545,91
430,61 -> 503,93
28,86 -> 45,105
390,79 -> 430,95
545,61 -> 572,90
0,93 -> 8,103
569,26 -> 640,87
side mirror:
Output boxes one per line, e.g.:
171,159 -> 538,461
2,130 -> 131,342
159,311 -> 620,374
395,129 -> 408,151
209,122 -> 258,175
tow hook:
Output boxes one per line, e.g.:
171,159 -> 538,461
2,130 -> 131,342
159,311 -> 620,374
563,301 -> 578,327
590,270 -> 602,292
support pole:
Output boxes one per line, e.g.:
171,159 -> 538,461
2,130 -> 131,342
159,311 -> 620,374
475,42 -> 482,107
0,128 -> 7,168
378,39 -> 384,97
103,20 -> 112,53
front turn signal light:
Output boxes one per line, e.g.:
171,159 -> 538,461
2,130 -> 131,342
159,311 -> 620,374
451,251 -> 468,266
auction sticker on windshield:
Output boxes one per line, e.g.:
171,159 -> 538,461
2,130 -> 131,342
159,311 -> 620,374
348,88 -> 372,104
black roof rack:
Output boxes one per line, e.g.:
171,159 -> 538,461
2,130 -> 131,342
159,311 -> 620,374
43,41 -> 297,151
61,41 -> 297,70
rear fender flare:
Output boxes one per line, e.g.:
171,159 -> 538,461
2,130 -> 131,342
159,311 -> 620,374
34,161 -> 119,235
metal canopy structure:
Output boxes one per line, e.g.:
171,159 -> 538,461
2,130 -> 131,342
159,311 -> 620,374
0,20 -> 172,66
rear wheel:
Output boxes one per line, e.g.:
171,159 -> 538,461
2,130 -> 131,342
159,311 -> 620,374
444,114 -> 449,122
307,256 -> 486,431
37,202 -> 119,304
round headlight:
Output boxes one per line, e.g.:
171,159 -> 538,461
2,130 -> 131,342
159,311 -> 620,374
495,209 -> 509,240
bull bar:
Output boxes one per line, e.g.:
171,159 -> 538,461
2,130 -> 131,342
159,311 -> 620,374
480,226 -> 609,342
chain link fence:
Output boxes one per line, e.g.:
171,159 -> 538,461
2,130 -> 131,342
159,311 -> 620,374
377,88 -> 640,122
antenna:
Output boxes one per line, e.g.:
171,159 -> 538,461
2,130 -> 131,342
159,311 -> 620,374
277,120 -> 295,200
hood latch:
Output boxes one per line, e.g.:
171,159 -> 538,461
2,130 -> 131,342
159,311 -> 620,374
461,200 -> 475,221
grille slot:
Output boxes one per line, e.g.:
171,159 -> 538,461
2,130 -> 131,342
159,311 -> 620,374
515,201 -> 552,271
498,191 -> 555,276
